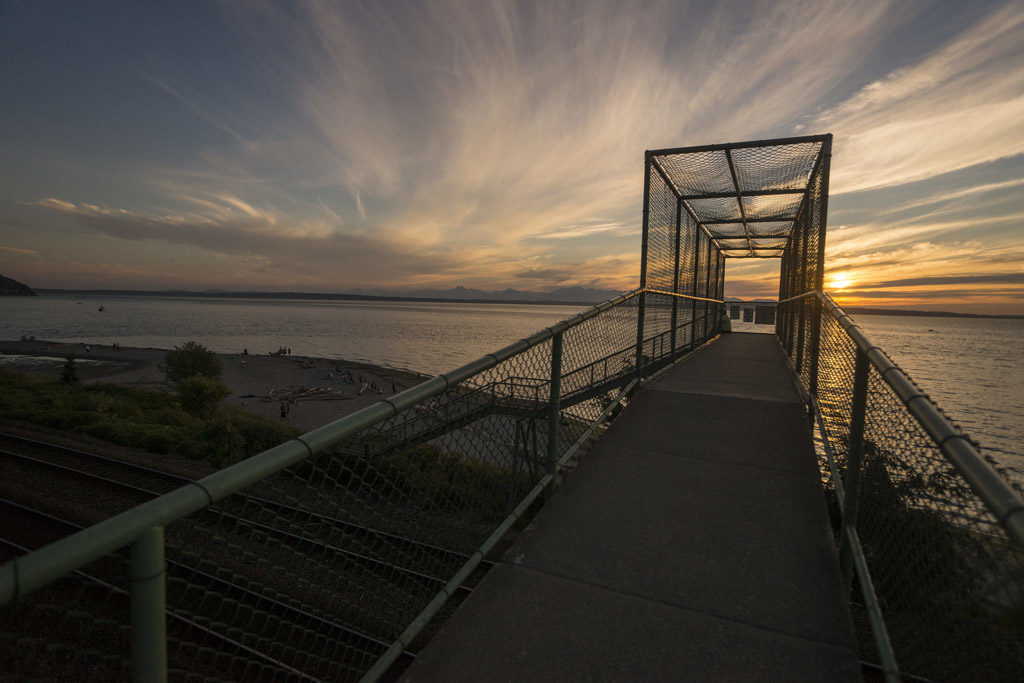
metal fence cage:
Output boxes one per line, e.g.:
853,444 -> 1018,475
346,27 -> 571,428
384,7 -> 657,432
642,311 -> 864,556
639,135 -> 830,349
644,135 -> 831,272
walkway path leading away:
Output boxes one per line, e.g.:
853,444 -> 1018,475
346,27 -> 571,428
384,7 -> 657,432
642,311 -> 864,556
402,334 -> 860,681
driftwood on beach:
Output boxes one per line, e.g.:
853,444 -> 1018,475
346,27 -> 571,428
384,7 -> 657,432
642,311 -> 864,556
266,386 -> 354,402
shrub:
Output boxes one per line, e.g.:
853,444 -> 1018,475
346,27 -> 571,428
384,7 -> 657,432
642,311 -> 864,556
0,370 -> 293,467
160,341 -> 222,383
177,375 -> 231,417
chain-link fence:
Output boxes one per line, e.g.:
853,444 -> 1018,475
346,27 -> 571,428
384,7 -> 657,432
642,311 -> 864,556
780,290 -> 1024,681
0,286 -> 724,681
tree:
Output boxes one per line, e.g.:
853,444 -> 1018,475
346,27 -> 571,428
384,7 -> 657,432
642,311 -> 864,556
160,341 -> 223,383
176,375 -> 231,417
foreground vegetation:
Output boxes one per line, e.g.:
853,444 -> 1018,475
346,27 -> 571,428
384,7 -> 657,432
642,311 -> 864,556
0,369 -> 298,467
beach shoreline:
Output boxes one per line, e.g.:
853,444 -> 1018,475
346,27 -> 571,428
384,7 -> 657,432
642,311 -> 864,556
0,339 -> 431,432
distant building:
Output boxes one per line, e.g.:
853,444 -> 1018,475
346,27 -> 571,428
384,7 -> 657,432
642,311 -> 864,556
728,300 -> 776,329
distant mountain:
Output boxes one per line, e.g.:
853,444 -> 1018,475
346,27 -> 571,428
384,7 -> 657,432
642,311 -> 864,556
347,285 -> 624,304
0,274 -> 35,296
35,284 -> 625,306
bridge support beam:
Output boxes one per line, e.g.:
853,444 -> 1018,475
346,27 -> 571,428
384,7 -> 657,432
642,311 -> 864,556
547,331 -> 563,490
130,526 -> 167,683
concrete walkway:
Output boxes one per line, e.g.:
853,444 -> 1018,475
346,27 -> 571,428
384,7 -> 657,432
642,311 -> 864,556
402,334 -> 860,681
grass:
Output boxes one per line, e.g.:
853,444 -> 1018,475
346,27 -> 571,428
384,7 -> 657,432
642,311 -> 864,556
0,369 -> 299,467
382,443 -> 535,522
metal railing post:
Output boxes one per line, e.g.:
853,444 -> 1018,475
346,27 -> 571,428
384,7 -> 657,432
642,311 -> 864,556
808,295 -> 823,396
690,230 -> 701,349
637,151 -> 651,376
547,331 -> 563,487
670,199 -> 683,359
703,237 -> 713,340
130,526 -> 167,683
840,349 -> 870,593
635,291 -> 647,376
795,222 -> 809,371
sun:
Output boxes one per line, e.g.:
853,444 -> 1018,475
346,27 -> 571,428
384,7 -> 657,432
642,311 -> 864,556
828,275 -> 852,291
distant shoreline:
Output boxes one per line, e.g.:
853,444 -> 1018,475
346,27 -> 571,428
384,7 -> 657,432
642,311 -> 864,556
30,288 -> 1024,320
841,306 -> 1024,321
34,288 -> 601,308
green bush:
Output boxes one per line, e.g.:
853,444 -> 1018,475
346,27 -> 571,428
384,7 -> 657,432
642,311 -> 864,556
0,370 -> 293,468
177,375 -> 231,417
160,341 -> 222,383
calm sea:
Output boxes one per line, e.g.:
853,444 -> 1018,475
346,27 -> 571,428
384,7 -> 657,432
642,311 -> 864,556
0,294 -> 583,375
2,294 -> 1021,473
853,314 -> 1023,476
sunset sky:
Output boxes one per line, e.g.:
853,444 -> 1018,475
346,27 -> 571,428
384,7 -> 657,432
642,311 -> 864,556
1,1 -> 1022,314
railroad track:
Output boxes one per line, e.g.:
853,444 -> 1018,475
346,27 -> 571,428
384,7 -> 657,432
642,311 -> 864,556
0,497 -> 383,680
0,431 -> 492,680
0,431 -> 485,578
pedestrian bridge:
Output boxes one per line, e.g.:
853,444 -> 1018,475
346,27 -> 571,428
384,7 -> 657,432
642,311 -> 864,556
405,333 -> 860,680
2,136 -> 1022,681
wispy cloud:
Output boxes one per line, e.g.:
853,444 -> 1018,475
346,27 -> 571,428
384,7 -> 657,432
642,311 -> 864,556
199,0 -> 906,260
6,0 -> 1024,307
29,195 -> 639,291
818,2 -> 1024,193
880,178 -> 1024,215
0,245 -> 39,255
873,273 -> 1024,288
532,222 -> 631,240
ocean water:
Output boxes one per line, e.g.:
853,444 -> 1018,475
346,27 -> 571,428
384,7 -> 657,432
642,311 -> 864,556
853,314 -> 1024,474
1,294 -> 1021,470
0,294 -> 584,375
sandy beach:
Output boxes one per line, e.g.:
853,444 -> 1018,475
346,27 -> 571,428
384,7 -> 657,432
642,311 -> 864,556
0,339 -> 432,432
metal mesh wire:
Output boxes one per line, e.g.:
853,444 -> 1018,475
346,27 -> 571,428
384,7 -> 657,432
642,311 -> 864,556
677,211 -> 697,296
790,300 -> 1024,681
0,551 -> 132,680
645,163 -> 678,293
652,139 -> 825,259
